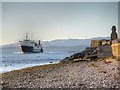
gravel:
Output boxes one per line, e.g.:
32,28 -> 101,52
1,59 -> 120,88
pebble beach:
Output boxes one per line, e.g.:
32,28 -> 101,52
1,58 -> 120,89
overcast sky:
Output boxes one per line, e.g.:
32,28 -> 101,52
1,2 -> 119,45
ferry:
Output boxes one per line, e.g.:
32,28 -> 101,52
19,34 -> 43,53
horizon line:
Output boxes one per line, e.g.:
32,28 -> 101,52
0,36 -> 110,46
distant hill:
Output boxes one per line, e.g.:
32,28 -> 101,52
1,36 -> 110,47
43,36 -> 110,46
1,43 -> 19,48
91,36 -> 110,40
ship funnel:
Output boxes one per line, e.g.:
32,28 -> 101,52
39,40 -> 41,45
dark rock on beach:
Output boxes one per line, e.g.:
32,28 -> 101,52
60,47 -> 97,63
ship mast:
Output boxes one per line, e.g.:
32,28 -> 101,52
26,33 -> 28,40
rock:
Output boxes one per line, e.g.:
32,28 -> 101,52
78,52 -> 86,58
60,46 -> 98,63
85,47 -> 96,53
60,57 -> 70,63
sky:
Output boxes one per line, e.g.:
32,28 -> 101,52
0,2 -> 2,45
1,2 -> 119,45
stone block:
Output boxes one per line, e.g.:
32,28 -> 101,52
98,45 -> 112,53
111,42 -> 120,60
91,40 -> 100,47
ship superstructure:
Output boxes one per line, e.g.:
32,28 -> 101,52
19,34 -> 43,53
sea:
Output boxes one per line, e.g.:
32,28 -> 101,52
0,44 -> 86,73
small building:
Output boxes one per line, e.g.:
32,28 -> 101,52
89,26 -> 119,59
91,39 -> 111,48
100,39 -> 111,46
90,39 -> 112,58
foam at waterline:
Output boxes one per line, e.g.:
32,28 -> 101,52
0,61 -> 59,73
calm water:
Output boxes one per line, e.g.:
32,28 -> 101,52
0,45 -> 85,73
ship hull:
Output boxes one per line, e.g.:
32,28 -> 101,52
21,46 -> 43,53
21,46 -> 34,52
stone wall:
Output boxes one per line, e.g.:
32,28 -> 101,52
111,42 -> 120,60
91,40 -> 110,48
97,45 -> 112,58
90,40 -> 100,47
98,45 -> 112,53
101,40 -> 111,45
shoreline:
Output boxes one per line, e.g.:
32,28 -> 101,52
2,62 -> 62,75
1,58 -> 120,88
0,61 -> 60,74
